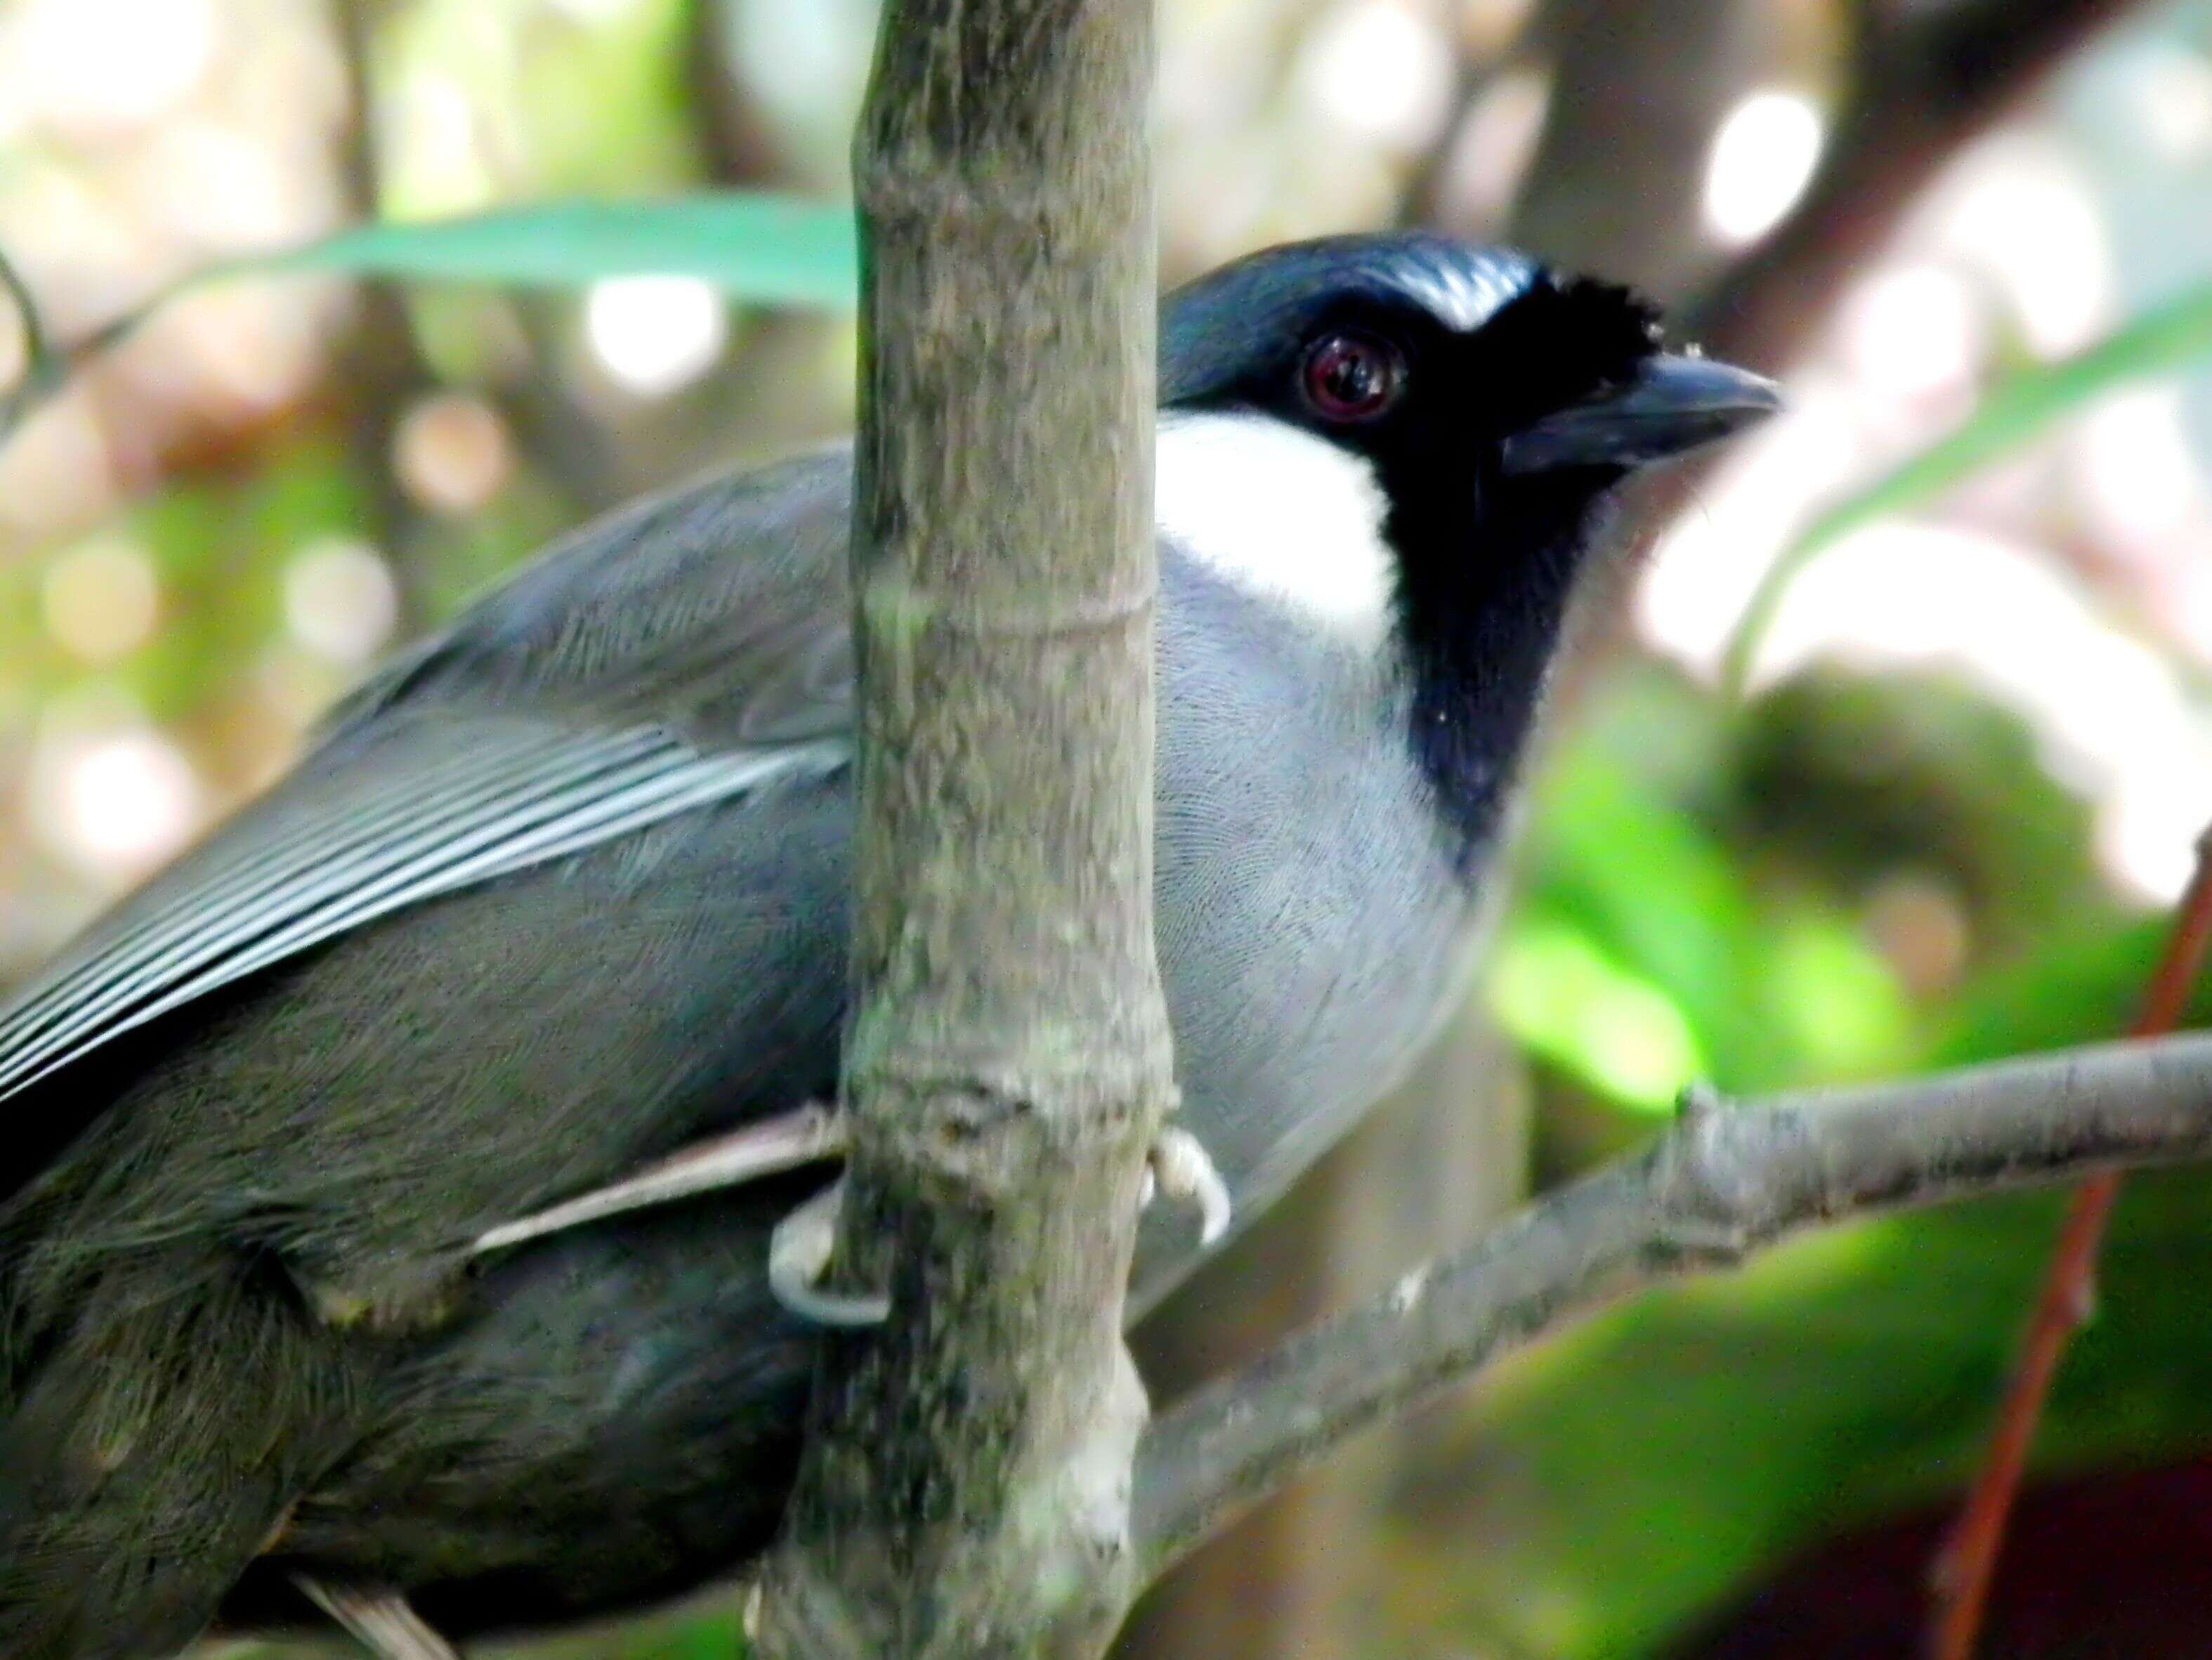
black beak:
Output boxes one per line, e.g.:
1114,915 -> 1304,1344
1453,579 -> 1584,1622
1500,353 -> 1781,475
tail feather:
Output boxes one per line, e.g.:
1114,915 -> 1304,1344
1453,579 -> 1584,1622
0,1247 -> 354,1660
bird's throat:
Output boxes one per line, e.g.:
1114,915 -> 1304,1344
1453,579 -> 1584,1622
1391,474 -> 1613,867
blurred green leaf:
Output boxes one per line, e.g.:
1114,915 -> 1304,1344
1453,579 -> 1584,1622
1765,908 -> 1911,1076
0,194 -> 856,453
1723,279 -> 2212,695
517,0 -> 701,196
1932,915 -> 2212,1066
613,1608 -> 751,1660
230,195 -> 856,308
1512,745 -> 1799,1092
1492,917 -> 1708,1111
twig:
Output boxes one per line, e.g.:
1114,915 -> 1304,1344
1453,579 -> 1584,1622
1926,829 -> 2212,1659
1130,1032 -> 2212,1575
0,240 -> 83,452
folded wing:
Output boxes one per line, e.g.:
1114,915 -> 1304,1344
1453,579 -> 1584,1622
0,448 -> 860,1113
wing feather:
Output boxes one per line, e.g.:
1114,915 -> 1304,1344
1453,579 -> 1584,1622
0,722 -> 846,1104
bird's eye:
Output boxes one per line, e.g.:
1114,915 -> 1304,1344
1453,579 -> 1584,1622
1300,332 -> 1405,423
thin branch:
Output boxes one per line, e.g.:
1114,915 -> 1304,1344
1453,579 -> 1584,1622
329,0 -> 439,635
1131,1031 -> 2212,1575
1928,830 -> 2212,1658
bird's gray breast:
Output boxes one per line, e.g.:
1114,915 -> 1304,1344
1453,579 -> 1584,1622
1143,554 -> 1481,1286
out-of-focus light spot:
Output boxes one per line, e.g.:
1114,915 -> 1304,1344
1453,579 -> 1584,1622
5,0 -> 219,136
392,73 -> 494,217
133,120 -> 302,250
1771,917 -> 1911,1074
544,0 -> 639,21
586,275 -> 728,398
1703,89 -> 1824,247
1861,873 -> 1971,998
728,0 -> 879,187
1934,137 -> 2110,357
1,164 -> 148,333
2168,549 -> 2212,672
1435,66 -> 1551,229
285,537 -> 398,665
1295,1 -> 1456,152
393,393 -> 514,516
2069,385 -> 2206,550
2100,771 -> 2212,904
1838,263 -> 1985,404
0,385 -> 120,534
28,716 -> 203,884
1459,0 -> 1538,58
2130,46 -> 2212,162
1636,379 -> 1864,671
1490,919 -> 1704,1112
151,281 -> 329,415
43,537 -> 158,664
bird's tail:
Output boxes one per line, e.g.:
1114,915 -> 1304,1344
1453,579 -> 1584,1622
0,1244 -> 355,1660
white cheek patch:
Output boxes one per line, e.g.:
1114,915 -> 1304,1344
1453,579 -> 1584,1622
1155,412 -> 1397,648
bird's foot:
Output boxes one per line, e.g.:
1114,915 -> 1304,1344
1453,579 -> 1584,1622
294,1574 -> 459,1660
763,1125 -> 1230,1330
1142,1125 -> 1233,1246
469,1104 -> 848,1257
768,1178 -> 891,1327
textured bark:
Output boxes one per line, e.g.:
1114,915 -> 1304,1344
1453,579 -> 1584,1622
753,4 -> 1168,1657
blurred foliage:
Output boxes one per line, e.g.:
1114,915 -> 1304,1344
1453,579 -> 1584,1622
219,194 -> 856,306
1453,648 -> 2212,1654
1487,662 -> 2114,1128
1725,277 -> 2212,692
380,0 -> 704,211
0,195 -> 858,455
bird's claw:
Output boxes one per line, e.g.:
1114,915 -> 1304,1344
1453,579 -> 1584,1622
471,1104 -> 847,1258
294,1574 -> 459,1660
768,1178 -> 890,1328
1142,1125 -> 1233,1246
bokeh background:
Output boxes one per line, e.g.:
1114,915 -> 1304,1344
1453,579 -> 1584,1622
2,0 -> 2211,1655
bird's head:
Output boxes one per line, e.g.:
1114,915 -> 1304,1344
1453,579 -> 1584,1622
1158,233 -> 1778,850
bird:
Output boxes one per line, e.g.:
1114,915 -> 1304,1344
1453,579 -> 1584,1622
0,231 -> 1775,1659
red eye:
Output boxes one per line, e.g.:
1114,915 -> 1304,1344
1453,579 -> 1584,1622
1301,332 -> 1405,422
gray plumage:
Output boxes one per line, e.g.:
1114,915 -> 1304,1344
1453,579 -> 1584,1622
0,233 -> 1774,1654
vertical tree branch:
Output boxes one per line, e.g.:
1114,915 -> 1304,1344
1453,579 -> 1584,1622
754,4 -> 1167,1656
1504,0 -> 1758,299
330,0 -> 438,636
